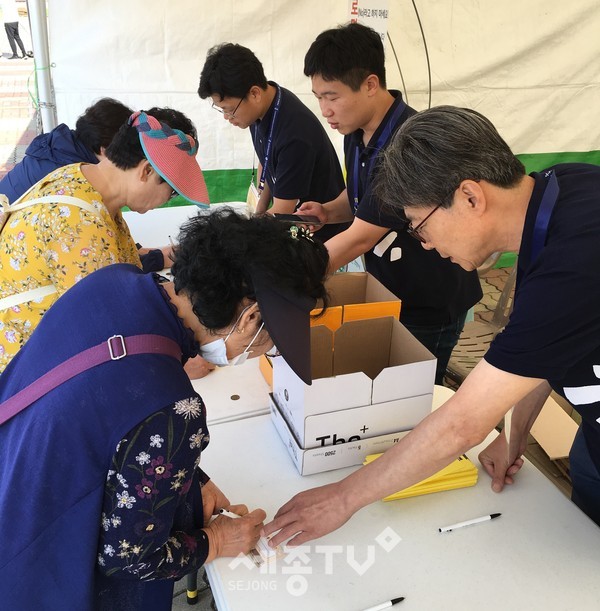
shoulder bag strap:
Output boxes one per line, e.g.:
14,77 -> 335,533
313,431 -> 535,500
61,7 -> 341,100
3,194 -> 101,218
0,334 -> 182,426
0,195 -> 104,310
12,195 -> 102,217
0,284 -> 57,311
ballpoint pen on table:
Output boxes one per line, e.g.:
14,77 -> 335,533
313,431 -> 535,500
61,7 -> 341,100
218,508 -> 240,519
439,513 -> 501,533
361,596 -> 405,611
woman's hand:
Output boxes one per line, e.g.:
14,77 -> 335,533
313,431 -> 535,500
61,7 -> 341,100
184,355 -> 216,380
201,480 -> 231,525
203,505 -> 267,562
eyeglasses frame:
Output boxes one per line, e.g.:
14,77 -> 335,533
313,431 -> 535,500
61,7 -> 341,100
406,204 -> 442,243
211,91 -> 248,119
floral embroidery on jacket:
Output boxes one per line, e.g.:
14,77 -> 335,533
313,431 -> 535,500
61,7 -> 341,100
99,394 -> 211,580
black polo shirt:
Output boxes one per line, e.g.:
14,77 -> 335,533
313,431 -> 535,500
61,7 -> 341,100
345,91 -> 482,325
250,83 -> 346,229
486,164 -> 600,469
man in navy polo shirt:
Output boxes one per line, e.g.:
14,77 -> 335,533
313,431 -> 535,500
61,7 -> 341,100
264,106 -> 600,547
297,23 -> 482,384
198,43 -> 348,241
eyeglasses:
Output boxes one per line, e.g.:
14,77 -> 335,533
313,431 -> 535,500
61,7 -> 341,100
406,205 -> 442,243
211,94 -> 247,119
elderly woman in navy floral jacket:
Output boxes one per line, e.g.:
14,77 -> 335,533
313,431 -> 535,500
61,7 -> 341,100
0,209 -> 329,611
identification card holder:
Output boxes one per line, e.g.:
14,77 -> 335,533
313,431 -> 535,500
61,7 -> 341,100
246,180 -> 260,214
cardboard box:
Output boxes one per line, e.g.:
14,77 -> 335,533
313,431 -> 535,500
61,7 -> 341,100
313,272 -> 401,332
259,354 -> 274,389
269,394 -> 411,475
530,395 -> 578,461
273,316 -> 436,448
300,393 -> 433,448
259,272 -> 401,388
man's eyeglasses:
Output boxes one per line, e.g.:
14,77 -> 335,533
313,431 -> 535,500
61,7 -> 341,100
406,205 -> 442,243
211,94 -> 247,119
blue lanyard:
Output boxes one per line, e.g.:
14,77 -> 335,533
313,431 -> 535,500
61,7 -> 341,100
352,99 -> 406,212
530,170 -> 560,264
258,86 -> 282,194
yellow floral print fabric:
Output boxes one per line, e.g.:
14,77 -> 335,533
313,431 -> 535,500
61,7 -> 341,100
0,163 -> 141,372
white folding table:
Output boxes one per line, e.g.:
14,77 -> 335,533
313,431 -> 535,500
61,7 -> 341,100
201,398 -> 600,611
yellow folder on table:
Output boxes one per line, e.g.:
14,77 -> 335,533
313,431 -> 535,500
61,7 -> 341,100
364,453 -> 478,501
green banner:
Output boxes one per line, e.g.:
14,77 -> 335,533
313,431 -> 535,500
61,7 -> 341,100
160,150 -> 600,210
517,150 -> 600,173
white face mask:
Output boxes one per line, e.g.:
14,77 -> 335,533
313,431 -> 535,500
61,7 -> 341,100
197,306 -> 265,367
198,337 -> 229,366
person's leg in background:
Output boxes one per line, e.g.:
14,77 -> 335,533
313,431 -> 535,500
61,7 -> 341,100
569,426 -> 600,527
403,311 -> 468,385
4,21 -> 26,58
4,22 -> 18,57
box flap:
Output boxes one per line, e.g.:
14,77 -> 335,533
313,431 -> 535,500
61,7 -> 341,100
333,317 -> 393,379
313,272 -> 401,330
343,301 -> 401,323
259,354 -> 273,389
325,272 -> 367,306
343,274 -> 402,323
310,307 -> 342,332
310,325 -> 334,378
372,320 -> 436,403
365,273 -> 400,304
389,320 -> 436,365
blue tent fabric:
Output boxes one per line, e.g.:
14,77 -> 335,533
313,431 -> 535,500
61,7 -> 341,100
0,123 -> 98,203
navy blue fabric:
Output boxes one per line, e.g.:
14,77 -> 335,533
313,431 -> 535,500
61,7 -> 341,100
570,427 -> 600,526
249,82 -> 349,241
0,265 -> 200,610
250,82 -> 345,204
486,164 -> 600,475
0,123 -> 98,203
404,311 -> 468,385
346,91 -> 482,326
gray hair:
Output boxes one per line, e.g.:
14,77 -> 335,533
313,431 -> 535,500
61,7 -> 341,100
374,106 -> 525,211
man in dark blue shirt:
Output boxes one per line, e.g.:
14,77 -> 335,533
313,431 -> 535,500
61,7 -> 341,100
264,106 -> 600,547
297,23 -> 482,383
198,43 -> 347,240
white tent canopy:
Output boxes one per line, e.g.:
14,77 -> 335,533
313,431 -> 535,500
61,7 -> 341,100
44,0 -> 600,200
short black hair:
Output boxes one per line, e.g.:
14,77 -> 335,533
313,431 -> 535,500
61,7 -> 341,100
198,43 -> 268,101
171,209 -> 329,330
105,107 -> 197,170
74,97 -> 133,155
304,22 -> 386,90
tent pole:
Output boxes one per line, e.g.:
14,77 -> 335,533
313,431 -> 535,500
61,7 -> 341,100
27,0 -> 57,132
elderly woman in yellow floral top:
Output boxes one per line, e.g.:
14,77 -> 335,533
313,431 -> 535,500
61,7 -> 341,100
0,108 -> 209,372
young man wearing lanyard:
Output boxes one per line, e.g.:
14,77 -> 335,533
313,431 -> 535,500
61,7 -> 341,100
265,105 -> 600,546
198,43 -> 348,241
297,23 -> 482,384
